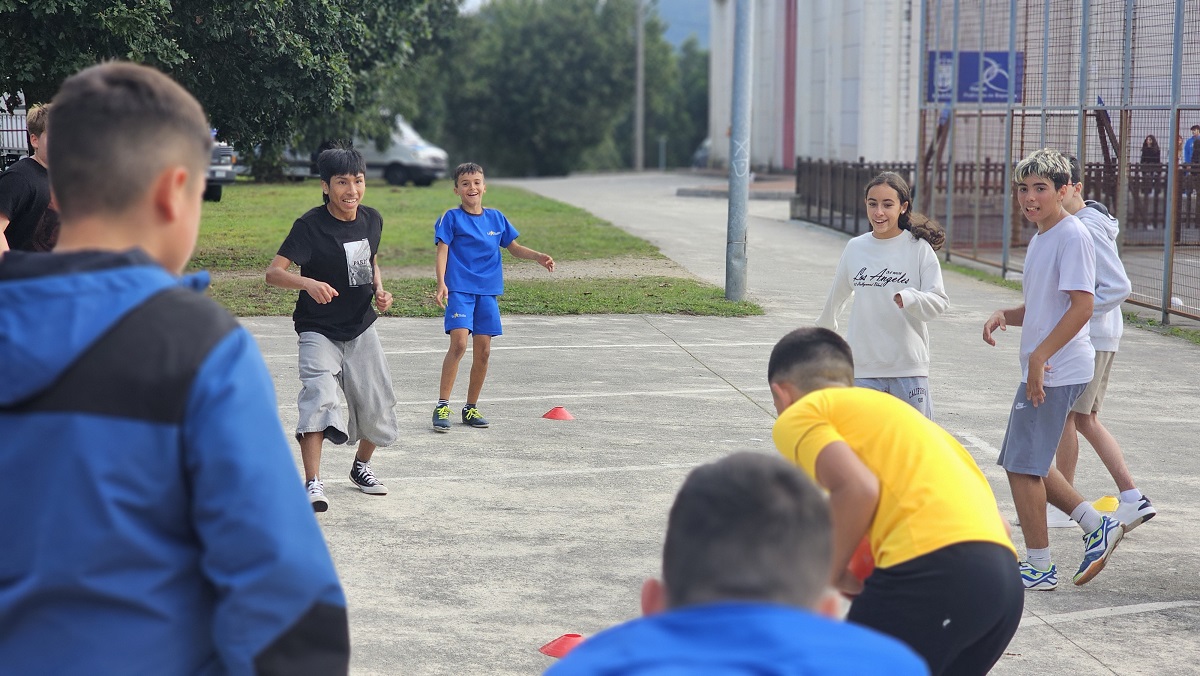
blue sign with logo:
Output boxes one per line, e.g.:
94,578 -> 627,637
926,51 -> 1024,103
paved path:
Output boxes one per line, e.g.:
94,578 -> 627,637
245,171 -> 1200,675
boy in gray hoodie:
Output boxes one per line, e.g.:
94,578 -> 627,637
1046,156 -> 1156,531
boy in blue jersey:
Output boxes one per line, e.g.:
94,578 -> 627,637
0,63 -> 347,674
546,452 -> 927,675
432,163 -> 554,431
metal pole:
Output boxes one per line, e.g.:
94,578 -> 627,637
942,0 -> 960,261
973,0 -> 985,260
726,0 -> 753,302
1076,0 -> 1090,161
1039,0 -> 1049,146
634,0 -> 645,172
1161,0 -> 1185,323
914,0 -> 929,213
1114,0 -> 1134,254
1000,0 -> 1017,277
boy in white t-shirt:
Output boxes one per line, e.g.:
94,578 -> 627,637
983,148 -> 1124,590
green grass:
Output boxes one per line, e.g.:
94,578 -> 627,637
1122,311 -> 1200,345
190,179 -> 658,272
209,276 -> 763,318
942,261 -> 1023,292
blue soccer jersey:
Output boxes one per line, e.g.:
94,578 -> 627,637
434,207 -> 519,295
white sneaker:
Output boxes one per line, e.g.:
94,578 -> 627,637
307,478 -> 329,512
1113,495 -> 1156,532
1047,504 -> 1075,528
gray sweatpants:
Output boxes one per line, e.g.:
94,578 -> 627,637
296,325 -> 398,446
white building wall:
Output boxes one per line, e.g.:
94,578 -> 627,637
710,0 -> 921,168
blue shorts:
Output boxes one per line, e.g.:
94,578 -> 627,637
996,381 -> 1088,477
444,292 -> 502,336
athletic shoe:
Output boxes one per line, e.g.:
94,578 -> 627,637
1114,495 -> 1156,532
1047,504 -> 1075,528
307,479 -> 329,513
433,404 -> 451,432
462,405 -> 490,428
1020,561 -> 1058,591
349,459 -> 388,496
1073,515 -> 1124,585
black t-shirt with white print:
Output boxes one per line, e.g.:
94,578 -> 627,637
277,204 -> 382,341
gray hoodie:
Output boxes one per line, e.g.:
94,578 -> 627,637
1077,200 -> 1131,352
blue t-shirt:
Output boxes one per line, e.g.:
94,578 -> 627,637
1185,136 -> 1196,164
434,206 -> 519,295
545,602 -> 928,675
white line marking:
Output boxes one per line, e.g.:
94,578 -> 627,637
275,386 -> 772,413
1020,601 -> 1200,628
960,433 -> 1001,456
395,462 -> 699,482
257,341 -> 776,360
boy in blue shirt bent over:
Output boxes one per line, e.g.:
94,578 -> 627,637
433,163 -> 554,431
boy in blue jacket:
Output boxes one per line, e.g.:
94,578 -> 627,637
0,63 -> 348,675
547,452 -> 927,675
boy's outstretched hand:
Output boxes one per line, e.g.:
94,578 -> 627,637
375,287 -> 393,314
538,254 -> 555,272
982,310 -> 1007,345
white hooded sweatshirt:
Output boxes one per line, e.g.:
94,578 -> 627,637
1077,201 -> 1131,352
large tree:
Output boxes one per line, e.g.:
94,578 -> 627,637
0,0 -> 457,177
439,0 -> 638,176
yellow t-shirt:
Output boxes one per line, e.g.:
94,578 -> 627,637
772,387 -> 1014,568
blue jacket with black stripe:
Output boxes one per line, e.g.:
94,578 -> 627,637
0,249 -> 349,675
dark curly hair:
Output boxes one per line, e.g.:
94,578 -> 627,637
864,171 -> 945,252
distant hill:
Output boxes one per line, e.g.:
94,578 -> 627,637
655,0 -> 709,49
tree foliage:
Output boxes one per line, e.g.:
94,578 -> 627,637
411,0 -> 708,176
434,0 -> 639,176
0,0 -> 457,178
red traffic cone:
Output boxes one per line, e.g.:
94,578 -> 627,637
539,633 -> 584,658
542,406 -> 575,420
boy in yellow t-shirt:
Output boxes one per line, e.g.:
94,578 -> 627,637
768,327 -> 1022,676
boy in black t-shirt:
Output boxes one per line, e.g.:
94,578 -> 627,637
266,147 -> 399,512
0,103 -> 52,253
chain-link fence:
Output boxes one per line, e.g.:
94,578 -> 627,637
913,0 -> 1200,322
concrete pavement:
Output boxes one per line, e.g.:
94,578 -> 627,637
244,171 -> 1200,675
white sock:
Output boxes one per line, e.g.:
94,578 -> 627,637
1026,547 -> 1052,570
1119,488 -> 1144,503
1071,502 -> 1103,532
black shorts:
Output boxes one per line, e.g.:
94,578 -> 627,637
847,541 -> 1024,676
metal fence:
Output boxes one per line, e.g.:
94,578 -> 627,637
916,0 -> 1200,322
794,0 -> 1200,322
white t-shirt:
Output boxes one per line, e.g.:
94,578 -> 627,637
1020,214 -> 1096,386
816,231 -> 949,378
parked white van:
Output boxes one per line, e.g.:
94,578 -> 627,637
286,116 -> 449,186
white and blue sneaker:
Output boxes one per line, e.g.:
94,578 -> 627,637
1020,561 -> 1058,591
1114,495 -> 1156,532
1074,515 -> 1124,585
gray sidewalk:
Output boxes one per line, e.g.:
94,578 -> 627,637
246,171 -> 1200,675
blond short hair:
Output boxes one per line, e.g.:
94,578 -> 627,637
26,103 -> 50,138
1013,148 -> 1071,190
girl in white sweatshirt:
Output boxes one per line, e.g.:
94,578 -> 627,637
816,172 -> 949,418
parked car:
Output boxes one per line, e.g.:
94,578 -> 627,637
283,116 -> 449,186
205,143 -> 236,201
